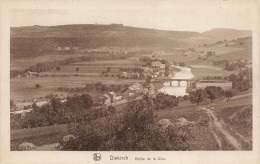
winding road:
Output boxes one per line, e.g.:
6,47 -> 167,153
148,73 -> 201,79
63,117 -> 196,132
200,106 -> 243,150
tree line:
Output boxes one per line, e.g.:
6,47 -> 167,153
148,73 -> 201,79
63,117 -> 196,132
58,82 -> 129,94
189,86 -> 234,106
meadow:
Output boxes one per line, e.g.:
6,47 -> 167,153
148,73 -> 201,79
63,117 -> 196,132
11,53 -> 86,71
191,67 -> 230,79
11,76 -> 144,101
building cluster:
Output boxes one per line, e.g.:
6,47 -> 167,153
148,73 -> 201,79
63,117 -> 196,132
101,82 -> 155,105
119,60 -> 166,80
15,71 -> 39,78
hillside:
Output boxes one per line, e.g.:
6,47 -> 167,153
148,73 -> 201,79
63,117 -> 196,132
202,28 -> 251,40
10,24 -> 251,59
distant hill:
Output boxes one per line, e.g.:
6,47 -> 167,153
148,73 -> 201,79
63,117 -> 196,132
10,24 -> 252,58
202,28 -> 251,40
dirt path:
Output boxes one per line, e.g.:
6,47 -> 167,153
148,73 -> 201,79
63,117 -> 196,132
222,93 -> 252,102
200,106 -> 242,150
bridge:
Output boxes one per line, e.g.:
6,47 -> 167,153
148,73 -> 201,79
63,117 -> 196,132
152,78 -> 197,87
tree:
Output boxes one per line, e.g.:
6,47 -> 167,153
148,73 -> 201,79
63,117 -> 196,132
76,67 -> 79,71
207,51 -> 213,56
225,63 -> 235,71
66,94 -> 93,109
35,84 -> 40,88
108,106 -> 116,114
10,99 -> 16,111
179,62 -> 185,67
165,64 -> 170,77
205,86 -> 223,103
107,67 -> 111,72
205,87 -> 216,103
153,93 -> 179,110
225,90 -> 233,101
145,75 -> 152,85
56,66 -> 61,71
189,89 -> 207,106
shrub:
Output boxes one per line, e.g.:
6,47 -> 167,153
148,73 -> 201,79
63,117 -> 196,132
153,93 -> 179,110
35,84 -> 40,88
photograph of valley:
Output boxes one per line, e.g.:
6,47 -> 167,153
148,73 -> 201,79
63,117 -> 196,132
10,3 -> 253,151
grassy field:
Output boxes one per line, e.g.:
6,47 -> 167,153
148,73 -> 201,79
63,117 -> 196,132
11,76 -> 144,101
210,48 -> 252,62
72,57 -> 141,66
11,124 -> 69,150
191,67 -> 230,78
47,58 -> 142,75
11,53 -> 86,71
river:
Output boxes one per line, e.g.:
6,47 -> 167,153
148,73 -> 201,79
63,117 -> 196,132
158,65 -> 194,96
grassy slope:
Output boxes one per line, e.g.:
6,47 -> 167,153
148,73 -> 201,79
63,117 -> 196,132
155,91 -> 252,150
11,124 -> 69,150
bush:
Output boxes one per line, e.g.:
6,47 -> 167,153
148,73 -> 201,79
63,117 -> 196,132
225,90 -> 233,100
35,84 -> 40,88
153,93 -> 179,110
179,62 -> 185,67
56,66 -> 61,71
189,89 -> 207,105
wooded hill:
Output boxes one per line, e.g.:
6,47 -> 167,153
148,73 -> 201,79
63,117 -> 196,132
11,24 -> 251,58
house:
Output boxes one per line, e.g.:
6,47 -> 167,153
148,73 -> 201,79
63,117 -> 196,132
128,83 -> 143,91
103,94 -> 111,105
142,67 -> 153,72
130,73 -> 140,79
122,72 -> 128,78
151,61 -> 162,67
151,62 -> 165,69
17,74 -> 22,78
64,47 -> 71,51
103,92 -> 117,105
144,83 -> 155,95
115,96 -> 122,101
108,92 -> 117,103
160,64 -> 165,69
27,71 -> 38,77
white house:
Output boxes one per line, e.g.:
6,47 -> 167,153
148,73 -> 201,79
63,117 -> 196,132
27,71 -> 38,77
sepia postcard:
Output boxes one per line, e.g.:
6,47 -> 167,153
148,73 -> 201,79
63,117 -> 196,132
0,0 -> 260,163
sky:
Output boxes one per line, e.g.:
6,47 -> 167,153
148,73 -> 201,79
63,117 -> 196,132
10,0 -> 255,32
